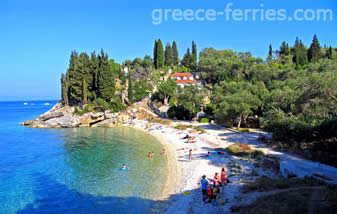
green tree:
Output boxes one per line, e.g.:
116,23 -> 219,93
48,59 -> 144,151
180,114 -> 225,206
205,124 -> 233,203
156,39 -> 165,69
182,48 -> 192,69
153,40 -> 158,68
172,41 -> 179,66
128,71 -> 133,104
81,79 -> 88,107
158,78 -> 177,105
67,51 -> 82,105
326,46 -> 333,59
191,41 -> 197,70
308,34 -> 321,62
134,80 -> 153,101
61,73 -> 69,105
280,41 -> 290,56
293,38 -> 308,66
213,81 -> 260,128
90,52 -> 99,100
268,44 -> 273,63
177,85 -> 203,121
165,43 -> 173,66
97,49 -> 115,101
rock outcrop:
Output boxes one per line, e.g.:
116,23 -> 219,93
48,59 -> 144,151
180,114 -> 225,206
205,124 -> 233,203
19,99 -> 157,128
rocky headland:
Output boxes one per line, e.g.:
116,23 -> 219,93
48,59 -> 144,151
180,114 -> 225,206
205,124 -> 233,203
19,100 -> 157,128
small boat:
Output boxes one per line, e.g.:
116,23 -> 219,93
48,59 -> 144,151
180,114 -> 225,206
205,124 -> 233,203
24,103 -> 28,105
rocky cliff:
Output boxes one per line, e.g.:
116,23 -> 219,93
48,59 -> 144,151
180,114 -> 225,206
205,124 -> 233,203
19,99 -> 158,128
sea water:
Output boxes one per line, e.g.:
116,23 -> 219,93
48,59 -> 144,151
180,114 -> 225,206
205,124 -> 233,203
0,101 -> 168,214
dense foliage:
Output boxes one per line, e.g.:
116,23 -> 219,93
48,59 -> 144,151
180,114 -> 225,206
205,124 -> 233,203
198,35 -> 337,145
61,49 -> 119,106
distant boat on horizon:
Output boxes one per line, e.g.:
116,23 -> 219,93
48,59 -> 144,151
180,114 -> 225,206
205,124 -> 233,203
24,103 -> 28,105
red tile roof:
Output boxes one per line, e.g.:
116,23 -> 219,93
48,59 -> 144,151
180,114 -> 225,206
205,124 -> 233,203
171,73 -> 193,77
176,79 -> 197,84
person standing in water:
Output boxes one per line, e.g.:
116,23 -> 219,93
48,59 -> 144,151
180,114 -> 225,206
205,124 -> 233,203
189,149 -> 192,160
149,152 -> 153,159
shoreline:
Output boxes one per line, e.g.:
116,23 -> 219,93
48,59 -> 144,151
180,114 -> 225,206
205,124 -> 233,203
128,125 -> 184,202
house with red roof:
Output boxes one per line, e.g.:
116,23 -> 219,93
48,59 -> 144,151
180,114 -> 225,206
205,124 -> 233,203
171,73 -> 197,88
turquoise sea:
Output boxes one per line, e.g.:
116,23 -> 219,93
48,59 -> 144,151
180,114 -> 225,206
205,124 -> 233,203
0,101 -> 168,214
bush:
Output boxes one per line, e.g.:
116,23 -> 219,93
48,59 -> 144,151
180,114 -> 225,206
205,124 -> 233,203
204,103 -> 216,116
168,105 -> 192,120
74,105 -> 90,116
199,118 -> 209,123
110,102 -> 126,113
194,126 -> 207,133
174,124 -> 192,130
238,128 -> 250,133
96,98 -> 110,111
155,101 -> 163,108
149,118 -> 172,125
225,143 -> 264,158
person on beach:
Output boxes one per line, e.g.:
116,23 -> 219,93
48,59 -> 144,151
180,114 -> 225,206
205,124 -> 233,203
214,172 -> 221,193
181,134 -> 189,140
212,185 -> 218,204
221,168 -> 227,191
162,149 -> 166,156
189,149 -> 192,160
149,152 -> 153,159
205,151 -> 211,158
201,175 -> 209,202
207,185 -> 213,203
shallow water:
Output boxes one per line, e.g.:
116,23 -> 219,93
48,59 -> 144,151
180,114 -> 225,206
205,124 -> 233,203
0,101 -> 168,214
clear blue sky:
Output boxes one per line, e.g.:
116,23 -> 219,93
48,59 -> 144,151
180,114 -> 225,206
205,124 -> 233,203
1,0 -> 336,101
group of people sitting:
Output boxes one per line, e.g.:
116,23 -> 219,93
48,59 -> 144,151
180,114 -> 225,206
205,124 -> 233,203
200,168 -> 228,205
181,134 -> 196,144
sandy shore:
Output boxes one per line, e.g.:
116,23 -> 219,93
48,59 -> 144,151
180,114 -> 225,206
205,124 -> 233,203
129,119 -> 337,213
130,120 -> 254,213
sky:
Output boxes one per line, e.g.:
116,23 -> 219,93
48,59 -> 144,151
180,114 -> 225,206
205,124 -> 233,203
1,0 -> 336,101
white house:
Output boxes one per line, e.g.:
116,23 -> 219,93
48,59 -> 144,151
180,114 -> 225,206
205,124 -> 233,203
171,73 -> 197,88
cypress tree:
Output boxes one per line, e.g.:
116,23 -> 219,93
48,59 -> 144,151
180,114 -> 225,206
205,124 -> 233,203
61,73 -> 69,105
293,38 -> 308,66
308,34 -> 321,62
191,41 -> 197,70
156,39 -> 165,69
172,41 -> 179,66
90,52 -> 99,100
280,42 -> 290,56
81,79 -> 88,107
182,48 -> 192,69
165,43 -> 173,66
153,40 -> 158,68
326,46 -> 333,59
68,51 -> 82,105
78,52 -> 91,103
128,71 -> 133,104
97,49 -> 115,101
268,44 -> 273,63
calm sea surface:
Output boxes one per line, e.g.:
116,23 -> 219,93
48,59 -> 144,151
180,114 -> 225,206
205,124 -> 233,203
0,101 -> 168,214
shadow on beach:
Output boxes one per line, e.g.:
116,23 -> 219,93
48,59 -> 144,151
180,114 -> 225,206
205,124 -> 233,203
16,173 -> 234,214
